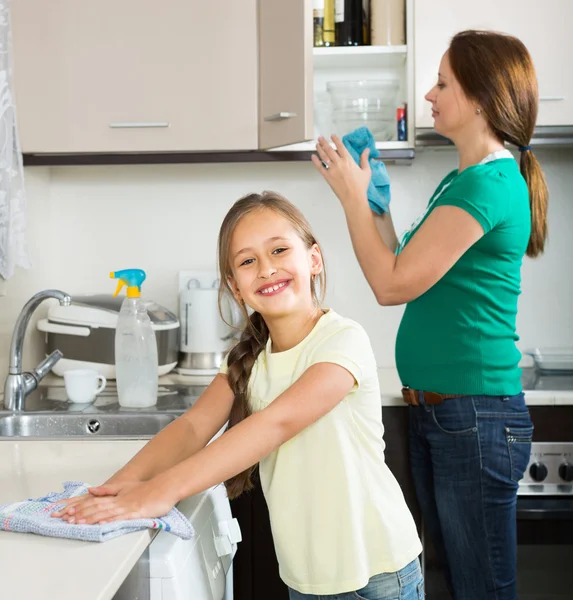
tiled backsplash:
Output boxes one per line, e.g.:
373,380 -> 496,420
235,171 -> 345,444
1,147 -> 571,385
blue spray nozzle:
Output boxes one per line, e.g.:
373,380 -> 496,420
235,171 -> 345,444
110,269 -> 147,298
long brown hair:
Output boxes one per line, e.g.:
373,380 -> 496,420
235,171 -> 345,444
217,191 -> 326,499
449,29 -> 548,257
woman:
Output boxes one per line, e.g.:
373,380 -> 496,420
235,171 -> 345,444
312,30 -> 548,600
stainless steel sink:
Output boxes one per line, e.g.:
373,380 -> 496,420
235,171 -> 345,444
0,412 -> 177,439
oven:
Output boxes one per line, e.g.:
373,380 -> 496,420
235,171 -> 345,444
516,440 -> 573,600
515,401 -> 573,600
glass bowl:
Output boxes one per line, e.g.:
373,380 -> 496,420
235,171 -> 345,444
523,347 -> 573,374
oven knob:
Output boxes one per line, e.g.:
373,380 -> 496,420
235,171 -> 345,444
559,462 -> 573,482
529,462 -> 548,482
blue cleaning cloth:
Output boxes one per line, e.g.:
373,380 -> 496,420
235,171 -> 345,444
0,481 -> 195,542
342,126 -> 391,214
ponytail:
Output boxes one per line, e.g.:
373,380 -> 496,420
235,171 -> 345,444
520,149 -> 548,257
224,311 -> 269,499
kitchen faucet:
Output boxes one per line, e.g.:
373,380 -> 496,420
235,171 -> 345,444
3,289 -> 71,411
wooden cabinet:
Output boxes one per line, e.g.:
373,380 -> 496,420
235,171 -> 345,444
414,0 -> 573,129
11,0 -> 313,154
12,0 -> 415,159
258,1 -> 314,150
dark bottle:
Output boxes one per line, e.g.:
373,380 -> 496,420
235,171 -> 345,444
313,0 -> 325,47
335,0 -> 363,46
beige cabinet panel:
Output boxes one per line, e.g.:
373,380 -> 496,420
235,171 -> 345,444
258,0 -> 313,149
12,0 -> 259,153
415,0 -> 573,129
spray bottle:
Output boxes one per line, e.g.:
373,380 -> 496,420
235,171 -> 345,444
110,269 -> 158,408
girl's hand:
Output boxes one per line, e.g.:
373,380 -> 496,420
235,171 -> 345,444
311,135 -> 372,211
51,480 -> 138,518
52,478 -> 177,525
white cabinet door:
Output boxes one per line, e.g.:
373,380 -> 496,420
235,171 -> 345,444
12,0 -> 260,153
414,0 -> 573,129
258,0 -> 314,149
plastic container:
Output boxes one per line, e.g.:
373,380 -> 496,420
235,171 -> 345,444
111,269 -> 159,408
524,347 -> 573,374
326,80 -> 399,140
370,0 -> 406,46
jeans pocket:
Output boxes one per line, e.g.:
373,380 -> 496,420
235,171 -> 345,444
505,424 -> 533,482
353,590 -> 399,600
399,560 -> 424,600
431,398 -> 477,436
353,571 -> 400,600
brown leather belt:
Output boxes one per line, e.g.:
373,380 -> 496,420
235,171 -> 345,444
402,387 -> 460,406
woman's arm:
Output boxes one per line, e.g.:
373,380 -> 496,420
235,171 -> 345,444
344,202 -> 483,305
105,374 -> 235,484
374,211 -> 399,253
57,362 -> 355,523
313,136 -> 484,305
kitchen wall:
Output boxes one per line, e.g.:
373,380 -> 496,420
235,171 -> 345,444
1,147 -> 572,384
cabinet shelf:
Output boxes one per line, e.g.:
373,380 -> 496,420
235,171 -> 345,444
313,45 -> 407,69
270,140 -> 410,152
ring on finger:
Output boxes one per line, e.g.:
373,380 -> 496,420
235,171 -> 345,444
321,159 -> 330,170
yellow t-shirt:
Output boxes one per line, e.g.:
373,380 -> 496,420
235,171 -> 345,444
220,310 -> 422,595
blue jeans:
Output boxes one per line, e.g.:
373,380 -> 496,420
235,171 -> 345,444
287,559 -> 424,600
409,392 -> 533,600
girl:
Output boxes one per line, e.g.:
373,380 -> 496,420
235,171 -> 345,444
313,30 -> 546,600
53,192 -> 423,600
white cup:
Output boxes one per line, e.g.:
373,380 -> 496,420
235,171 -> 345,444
64,369 -> 107,404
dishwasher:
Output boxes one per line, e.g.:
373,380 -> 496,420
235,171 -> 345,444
114,482 -> 241,600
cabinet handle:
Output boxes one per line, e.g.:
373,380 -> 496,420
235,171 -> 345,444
109,121 -> 170,128
539,96 -> 566,102
264,112 -> 297,122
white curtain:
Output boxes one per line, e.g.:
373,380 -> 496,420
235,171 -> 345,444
0,1 -> 29,279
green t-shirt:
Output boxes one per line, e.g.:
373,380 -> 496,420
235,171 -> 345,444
395,156 -> 531,396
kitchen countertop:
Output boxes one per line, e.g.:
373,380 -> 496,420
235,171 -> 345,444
0,439 -> 150,600
10,367 -> 573,413
377,367 -> 573,407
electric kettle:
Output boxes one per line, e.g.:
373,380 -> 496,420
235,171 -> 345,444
177,274 -> 242,375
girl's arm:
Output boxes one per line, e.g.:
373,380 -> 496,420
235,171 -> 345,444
161,362 -> 355,501
313,136 -> 484,306
104,374 -> 235,484
58,362 -> 355,523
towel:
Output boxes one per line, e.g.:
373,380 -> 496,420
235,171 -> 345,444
0,481 -> 195,542
0,4 -> 31,279
342,126 -> 391,214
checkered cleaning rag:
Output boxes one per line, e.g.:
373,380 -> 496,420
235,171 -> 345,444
0,481 -> 194,542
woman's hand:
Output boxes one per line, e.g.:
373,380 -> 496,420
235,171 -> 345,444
311,135 -> 372,211
51,478 -> 177,524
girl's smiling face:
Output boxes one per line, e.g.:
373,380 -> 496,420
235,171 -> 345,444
228,208 -> 323,319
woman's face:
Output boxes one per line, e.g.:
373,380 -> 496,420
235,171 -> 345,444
424,51 -> 478,140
